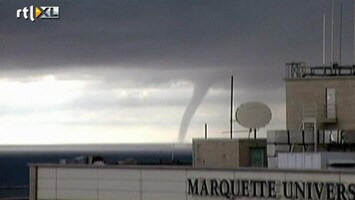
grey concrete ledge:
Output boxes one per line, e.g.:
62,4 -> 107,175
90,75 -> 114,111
28,163 -> 355,174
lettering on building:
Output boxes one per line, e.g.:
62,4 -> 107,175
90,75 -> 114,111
187,178 -> 355,199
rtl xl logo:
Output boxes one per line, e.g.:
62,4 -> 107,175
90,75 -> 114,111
16,6 -> 59,22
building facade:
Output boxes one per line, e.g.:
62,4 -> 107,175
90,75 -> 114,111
193,139 -> 267,168
30,164 -> 355,200
286,76 -> 355,132
285,63 -> 355,134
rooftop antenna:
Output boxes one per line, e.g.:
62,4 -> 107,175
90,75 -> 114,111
230,76 -> 234,139
235,102 -> 272,139
323,13 -> 326,65
171,143 -> 175,164
204,123 -> 208,140
339,1 -> 343,66
331,0 -> 335,65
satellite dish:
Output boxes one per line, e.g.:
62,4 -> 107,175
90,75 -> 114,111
235,101 -> 272,129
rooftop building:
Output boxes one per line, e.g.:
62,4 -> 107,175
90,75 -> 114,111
286,62 -> 355,134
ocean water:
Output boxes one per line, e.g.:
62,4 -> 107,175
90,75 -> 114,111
0,150 -> 192,199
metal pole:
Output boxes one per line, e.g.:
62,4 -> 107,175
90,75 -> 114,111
314,102 -> 319,152
230,76 -> 233,139
340,1 -> 343,66
171,143 -> 175,164
254,129 -> 257,139
204,123 -> 208,139
354,0 -> 355,64
331,0 -> 335,64
323,13 -> 326,65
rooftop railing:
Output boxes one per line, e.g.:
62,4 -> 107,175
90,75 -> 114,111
286,62 -> 355,78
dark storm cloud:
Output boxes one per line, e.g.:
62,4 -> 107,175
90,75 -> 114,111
1,0 -> 354,89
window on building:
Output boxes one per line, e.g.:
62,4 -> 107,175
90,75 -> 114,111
326,88 -> 336,119
249,147 -> 266,167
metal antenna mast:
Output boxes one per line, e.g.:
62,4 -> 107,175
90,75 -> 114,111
230,76 -> 234,139
354,0 -> 355,64
323,13 -> 327,65
331,0 -> 335,64
339,1 -> 343,66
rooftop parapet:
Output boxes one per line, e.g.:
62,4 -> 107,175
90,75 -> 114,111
286,62 -> 355,79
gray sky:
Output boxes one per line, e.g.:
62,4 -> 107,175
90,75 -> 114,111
0,0 -> 354,144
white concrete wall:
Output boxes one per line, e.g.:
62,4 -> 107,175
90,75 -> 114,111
278,153 -> 322,169
33,165 -> 355,200
193,139 -> 240,168
277,152 -> 355,170
36,167 -> 190,200
37,168 -> 143,200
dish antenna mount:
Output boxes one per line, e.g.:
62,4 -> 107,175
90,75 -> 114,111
235,101 -> 272,139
